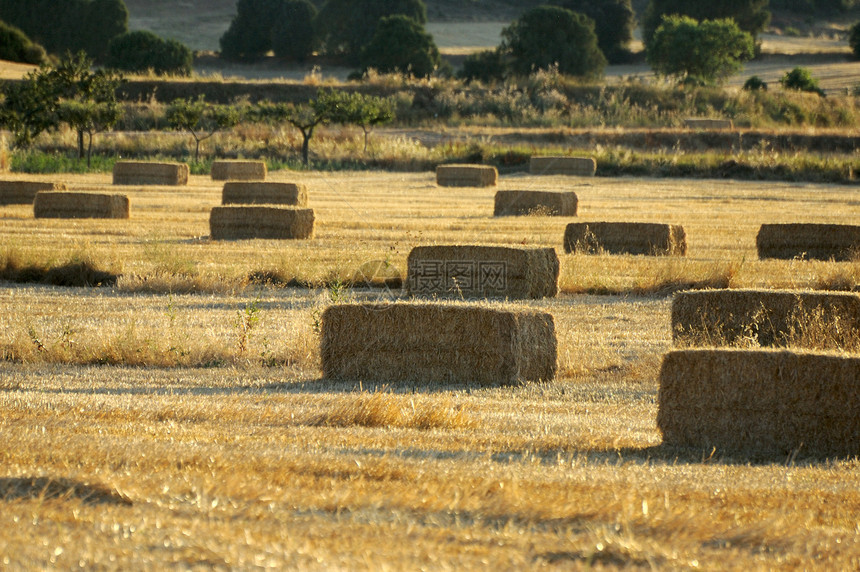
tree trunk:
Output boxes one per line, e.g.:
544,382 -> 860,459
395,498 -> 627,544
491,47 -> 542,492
86,131 -> 93,168
77,130 -> 85,159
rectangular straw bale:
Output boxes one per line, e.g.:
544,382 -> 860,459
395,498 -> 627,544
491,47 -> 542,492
683,118 -> 733,130
494,190 -> 578,216
658,348 -> 860,458
757,223 -> 860,261
321,303 -> 557,385
112,161 -> 189,186
563,222 -> 687,256
529,156 -> 596,176
33,191 -> 129,219
436,164 -> 497,187
672,288 -> 860,348
407,245 -> 559,299
210,160 -> 267,181
221,182 -> 308,206
0,180 -> 66,205
209,205 -> 314,239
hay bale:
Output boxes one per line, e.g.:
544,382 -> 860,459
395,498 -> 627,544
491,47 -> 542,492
494,190 -> 578,217
529,156 -> 596,176
436,164 -> 497,187
321,302 -> 557,385
33,191 -> 129,219
658,348 -> 860,458
221,182 -> 308,206
209,206 -> 314,240
407,245 -> 559,299
0,180 -> 67,206
112,161 -> 189,186
683,118 -> 733,130
211,160 -> 267,181
757,223 -> 860,261
563,222 -> 687,256
672,288 -> 860,349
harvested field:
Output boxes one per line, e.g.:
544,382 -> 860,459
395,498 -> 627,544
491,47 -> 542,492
564,222 -> 687,256
211,160 -> 267,181
493,190 -> 578,217
221,181 -> 308,206
113,161 -> 189,186
0,180 -> 66,206
757,223 -> 860,261
33,191 -> 130,219
436,164 -> 498,187
209,205 -> 314,239
529,156 -> 596,177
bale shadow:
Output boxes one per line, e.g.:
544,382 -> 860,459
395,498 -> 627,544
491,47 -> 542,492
0,476 -> 132,505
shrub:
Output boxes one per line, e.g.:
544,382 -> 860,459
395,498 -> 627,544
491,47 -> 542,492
850,21 -> 860,60
107,31 -> 193,76
359,15 -> 442,78
0,19 -> 46,64
271,0 -> 317,62
458,49 -> 507,84
743,75 -> 768,91
780,67 -> 824,95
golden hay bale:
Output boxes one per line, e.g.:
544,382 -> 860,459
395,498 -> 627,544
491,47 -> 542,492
0,180 -> 67,205
112,161 -> 189,186
436,164 -> 497,187
493,190 -> 578,217
757,223 -> 860,261
33,191 -> 130,219
529,156 -> 596,176
209,206 -> 314,240
658,348 -> 860,458
321,302 -> 557,385
683,118 -> 733,130
672,288 -> 860,349
407,245 -> 559,299
563,222 -> 687,256
210,160 -> 267,181
221,182 -> 308,206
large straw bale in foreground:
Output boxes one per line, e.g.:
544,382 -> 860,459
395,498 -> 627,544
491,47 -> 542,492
209,206 -> 314,240
672,288 -> 860,349
112,161 -> 189,186
494,190 -> 578,217
407,245 -> 559,299
33,191 -> 129,219
529,156 -> 596,176
658,348 -> 860,458
321,303 -> 557,385
436,164 -> 497,187
0,180 -> 66,205
684,118 -> 733,130
210,160 -> 267,181
221,182 -> 308,206
757,223 -> 860,261
564,222 -> 687,256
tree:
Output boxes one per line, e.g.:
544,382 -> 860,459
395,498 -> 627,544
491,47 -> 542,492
220,0 -> 287,60
81,0 -> 129,61
57,99 -> 121,166
324,91 -> 395,151
642,0 -> 770,49
647,15 -> 754,85
107,31 -> 193,76
551,0 -> 636,63
271,0 -> 317,62
501,6 -> 606,79
359,15 -> 442,78
0,20 -> 47,64
0,70 -> 60,147
850,21 -> 860,60
166,97 -> 241,162
458,49 -> 507,84
780,67 -> 824,96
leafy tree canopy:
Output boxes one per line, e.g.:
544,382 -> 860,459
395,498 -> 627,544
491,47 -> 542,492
642,0 -> 770,48
0,19 -> 47,65
108,31 -> 193,76
271,0 -> 318,62
359,14 -> 442,78
550,0 -> 636,63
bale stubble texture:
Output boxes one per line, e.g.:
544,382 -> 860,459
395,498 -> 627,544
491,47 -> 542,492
564,222 -> 687,256
757,223 -> 860,261
209,206 -> 314,240
321,303 -> 557,385
221,182 -> 308,206
112,161 -> 189,186
407,245 -> 559,299
683,118 -> 733,130
529,156 -> 596,176
658,348 -> 860,458
672,288 -> 860,349
436,164 -> 497,187
494,190 -> 578,217
33,191 -> 130,219
210,160 -> 267,181
0,181 -> 66,205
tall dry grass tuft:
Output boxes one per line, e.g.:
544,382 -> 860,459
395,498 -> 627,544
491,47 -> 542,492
634,259 -> 739,296
306,392 -> 476,430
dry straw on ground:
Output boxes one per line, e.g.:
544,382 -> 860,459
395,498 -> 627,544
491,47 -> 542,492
33,191 -> 130,219
112,161 -> 189,186
658,348 -> 860,458
529,156 -> 596,176
407,245 -> 559,299
209,206 -> 314,239
493,190 -> 578,217
0,180 -> 66,205
436,164 -> 498,187
321,302 -> 557,385
210,160 -> 267,181
672,288 -> 860,349
757,223 -> 860,261
221,182 -> 308,206
683,118 -> 734,130
564,222 -> 687,256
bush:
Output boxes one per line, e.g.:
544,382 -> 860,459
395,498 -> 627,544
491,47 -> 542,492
780,67 -> 824,96
271,0 -> 317,62
551,0 -> 635,63
458,49 -> 507,84
0,20 -> 46,64
743,75 -> 768,91
107,31 -> 192,76
850,21 -> 860,60
359,15 -> 442,78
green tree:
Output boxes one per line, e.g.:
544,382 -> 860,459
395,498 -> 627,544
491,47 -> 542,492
780,67 -> 824,95
0,70 -> 60,147
551,0 -> 636,63
850,21 -> 860,60
107,31 -> 193,76
647,15 -> 754,85
324,91 -> 395,151
458,49 -> 507,84
359,15 -> 442,78
501,6 -> 606,79
271,0 -> 317,62
642,0 -> 770,48
57,99 -> 121,166
0,20 -> 47,64
81,0 -> 129,61
220,0 -> 287,60
166,97 -> 241,161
